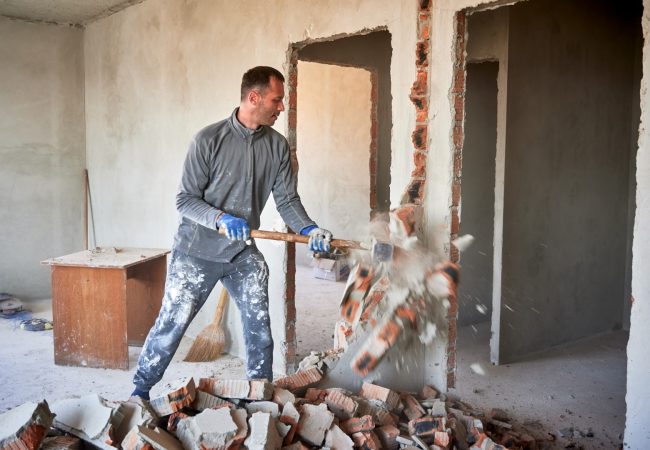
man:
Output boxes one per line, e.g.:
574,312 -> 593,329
131,66 -> 332,400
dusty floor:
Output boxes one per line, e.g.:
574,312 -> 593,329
0,264 -> 627,449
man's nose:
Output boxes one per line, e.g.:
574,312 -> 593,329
278,101 -> 285,112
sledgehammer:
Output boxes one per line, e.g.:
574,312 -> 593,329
219,228 -> 393,262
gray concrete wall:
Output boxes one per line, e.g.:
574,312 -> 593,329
0,17 -> 85,301
457,61 -> 498,326
499,0 -> 640,361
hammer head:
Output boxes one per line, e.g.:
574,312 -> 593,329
371,239 -> 394,263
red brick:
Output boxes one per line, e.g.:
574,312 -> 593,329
416,40 -> 429,68
274,367 -> 322,393
452,68 -> 466,94
324,389 -> 358,420
351,431 -> 381,450
359,382 -> 401,411
408,416 -> 446,437
375,424 -> 400,450
401,394 -> 426,421
340,415 -> 375,434
411,151 -> 427,178
454,95 -> 465,121
410,70 -> 428,98
412,125 -> 428,150
453,125 -> 463,149
418,13 -> 431,40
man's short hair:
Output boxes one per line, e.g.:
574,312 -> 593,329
241,66 -> 285,101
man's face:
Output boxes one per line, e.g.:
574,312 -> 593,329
254,76 -> 285,126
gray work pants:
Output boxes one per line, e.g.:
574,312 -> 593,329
133,247 -> 273,392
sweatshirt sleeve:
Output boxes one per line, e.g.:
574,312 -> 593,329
272,144 -> 316,233
175,135 -> 223,230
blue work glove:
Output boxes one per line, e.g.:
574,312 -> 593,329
217,213 -> 250,241
300,225 -> 333,252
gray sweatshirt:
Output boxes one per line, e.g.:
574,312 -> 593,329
173,108 -> 316,262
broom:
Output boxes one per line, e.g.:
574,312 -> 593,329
184,287 -> 229,362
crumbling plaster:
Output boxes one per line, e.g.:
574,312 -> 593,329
83,0 -> 418,377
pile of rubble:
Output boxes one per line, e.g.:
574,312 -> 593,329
1,369 -> 555,450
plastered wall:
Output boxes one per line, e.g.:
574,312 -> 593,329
83,0 -> 417,376
0,17 -> 85,300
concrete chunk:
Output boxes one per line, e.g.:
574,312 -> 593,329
324,424 -> 354,450
122,425 -> 183,450
297,403 -> 334,447
246,401 -> 280,417
50,394 -> 115,448
244,412 -> 282,450
229,408 -> 249,449
0,401 -> 54,450
176,407 -> 239,450
111,398 -> 158,445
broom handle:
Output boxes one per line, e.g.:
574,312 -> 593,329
219,228 -> 366,250
214,288 -> 229,325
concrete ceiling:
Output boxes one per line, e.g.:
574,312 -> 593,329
0,0 -> 144,26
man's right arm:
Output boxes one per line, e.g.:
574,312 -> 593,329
176,136 -> 223,230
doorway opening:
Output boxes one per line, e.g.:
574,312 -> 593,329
285,30 -> 392,367
455,0 -> 641,446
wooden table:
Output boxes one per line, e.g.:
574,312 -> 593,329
42,247 -> 169,370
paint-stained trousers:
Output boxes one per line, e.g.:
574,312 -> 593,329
133,247 -> 273,392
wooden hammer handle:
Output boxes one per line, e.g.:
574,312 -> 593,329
220,228 -> 366,250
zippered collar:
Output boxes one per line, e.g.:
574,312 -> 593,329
229,107 -> 267,140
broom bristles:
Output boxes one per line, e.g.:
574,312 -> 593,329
184,325 -> 225,362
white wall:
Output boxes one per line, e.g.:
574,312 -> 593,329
83,0 -> 417,376
627,2 -> 650,446
0,17 -> 85,301
296,61 -> 371,267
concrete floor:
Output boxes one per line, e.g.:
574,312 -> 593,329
0,264 -> 627,449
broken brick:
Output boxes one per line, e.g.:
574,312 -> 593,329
325,424 -> 354,449
149,377 -> 196,416
279,402 -> 300,446
246,401 -> 280,418
199,378 -> 250,399
122,426 -> 182,450
274,368 -> 322,393
375,424 -> 400,450
401,394 -> 426,421
40,435 -> 82,450
176,408 -> 239,450
324,389 -> 358,420
272,387 -> 296,408
249,380 -> 274,401
0,401 -> 53,450
408,416 -> 446,437
359,382 -> 401,411
192,390 -> 235,411
340,415 -> 375,434
421,385 -> 439,400
351,431 -> 381,450
166,411 -> 189,433
244,411 -> 282,450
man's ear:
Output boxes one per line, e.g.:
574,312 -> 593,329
248,90 -> 260,106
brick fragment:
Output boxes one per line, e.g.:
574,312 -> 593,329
41,435 -> 82,450
249,380 -> 274,400
0,401 -> 53,450
281,442 -> 310,450
230,408 -> 249,448
303,388 -> 326,404
359,382 -> 401,411
149,377 -> 196,416
375,424 -> 400,450
272,387 -> 296,408
296,403 -> 334,447
166,411 -> 189,433
122,426 -> 182,450
324,389 -> 358,420
199,378 -> 249,399
351,431 -> 381,450
340,415 -> 375,434
401,394 -> 426,421
192,390 -> 235,411
279,402 -> 300,446
274,368 -> 322,393
408,416 -> 446,437
421,385 -> 439,399
112,397 -> 158,444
